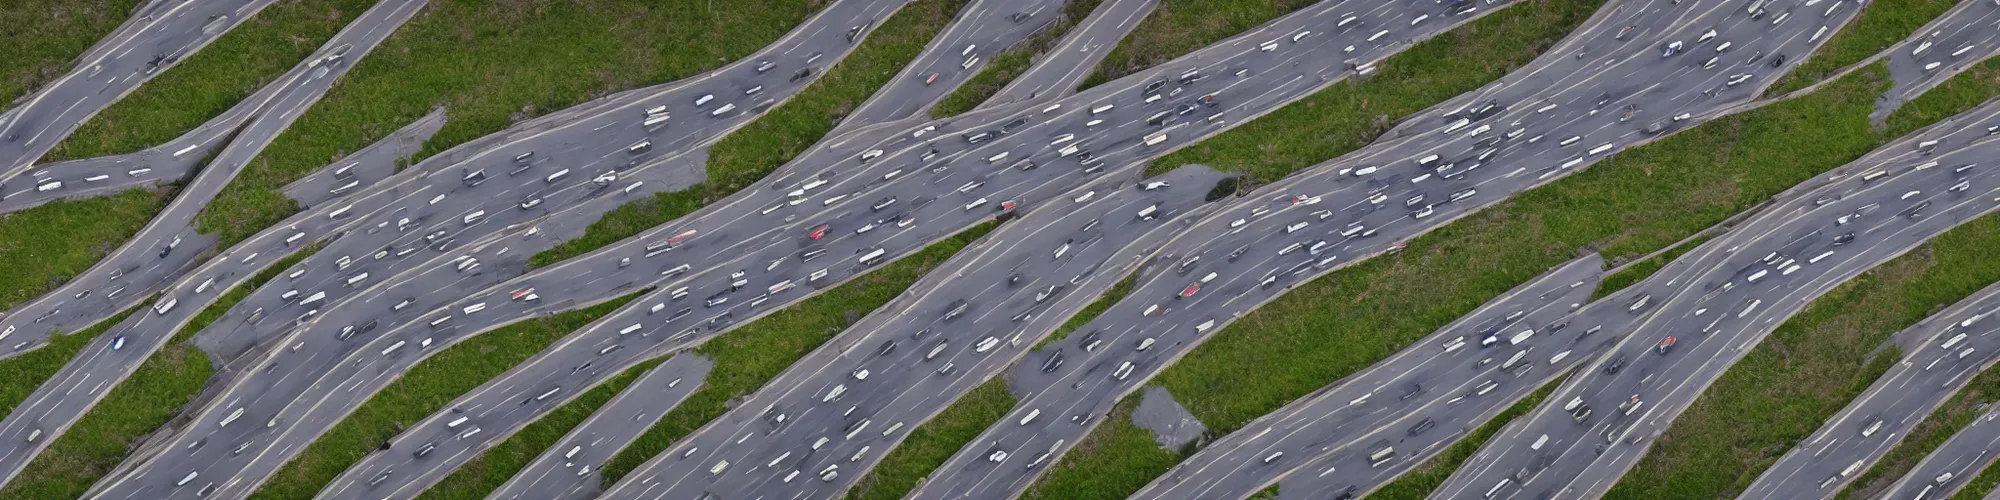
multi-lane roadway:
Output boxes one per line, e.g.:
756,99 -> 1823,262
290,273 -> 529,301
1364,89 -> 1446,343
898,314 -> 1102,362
911,0 -> 1867,497
1879,403 -> 2000,500
1872,0 -> 2000,122
1433,92 -> 2000,500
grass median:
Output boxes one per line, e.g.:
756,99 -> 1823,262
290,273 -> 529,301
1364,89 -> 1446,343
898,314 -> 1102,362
1838,362 -> 2000,499
0,0 -> 141,105
1144,0 -> 1602,180
1077,0 -> 1318,90
597,221 -> 998,484
929,0 -> 1105,118
251,293 -> 642,499
1765,0 -> 1959,96
845,379 -> 1017,500
413,357 -> 666,500
0,246 -> 315,500
1602,55 -> 2000,500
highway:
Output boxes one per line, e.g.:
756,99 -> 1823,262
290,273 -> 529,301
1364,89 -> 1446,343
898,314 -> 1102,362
79,0 -> 1093,496
1872,0 -> 2000,122
598,164 -> 1224,499
1431,95 -> 2000,500
0,0 -> 430,487
321,353 -> 712,500
1739,281 -> 2000,497
0,0 -> 281,182
908,0 -> 1868,497
482,354 -> 711,500
975,0 -> 1159,109
1127,254 -> 1604,499
78,0 -> 1458,493
1877,403 -> 2000,500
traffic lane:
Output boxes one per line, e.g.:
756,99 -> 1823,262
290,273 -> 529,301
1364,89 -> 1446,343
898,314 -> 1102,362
486,354 -> 713,500
1437,162 -> 2000,499
1741,280 -> 2000,497
840,0 -> 1064,125
318,353 -> 711,500
185,0 -> 910,361
1880,0 -> 2000,105
280,107 -> 446,209
910,0 -> 1874,494
978,0 -> 1158,109
1880,405 -> 2000,500
1133,253 -> 1603,499
608,166 -> 1224,499
90,0 -> 916,495
0,0 -> 282,177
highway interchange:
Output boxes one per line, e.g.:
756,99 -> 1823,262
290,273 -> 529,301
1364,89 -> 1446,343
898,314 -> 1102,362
6,0 -> 2000,498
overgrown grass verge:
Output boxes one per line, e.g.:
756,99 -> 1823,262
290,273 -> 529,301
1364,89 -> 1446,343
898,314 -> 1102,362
1020,396 -> 1184,499
929,0 -> 1105,118
1077,0 -> 1317,90
197,0 -> 821,245
529,188 -> 707,269
46,0 -> 375,162
1837,364 -> 2000,499
1370,380 -> 1561,499
1765,0 -> 1959,96
251,293 -> 642,499
1952,460 -> 2000,500
701,0 -> 968,196
1145,0 -> 1602,181
1592,234 -> 1714,301
844,380 -> 1017,500
413,357 -> 666,500
0,246 -> 316,500
0,187 -> 171,309
597,221 -> 998,484
0,0 -> 141,105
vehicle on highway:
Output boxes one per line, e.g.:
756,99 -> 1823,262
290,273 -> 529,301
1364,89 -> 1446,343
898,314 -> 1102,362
1656,336 -> 1677,355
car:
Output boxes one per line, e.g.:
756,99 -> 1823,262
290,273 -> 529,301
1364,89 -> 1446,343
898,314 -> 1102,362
1572,405 -> 1593,424
943,299 -> 969,321
1860,417 -> 1884,437
1656,336 -> 1677,355
988,449 -> 1009,463
1041,350 -> 1065,373
809,224 -> 830,240
1407,418 -> 1435,436
872,197 -> 896,211
1036,285 -> 1063,303
1602,354 -> 1627,374
1661,40 -> 1683,57
1177,283 -> 1201,299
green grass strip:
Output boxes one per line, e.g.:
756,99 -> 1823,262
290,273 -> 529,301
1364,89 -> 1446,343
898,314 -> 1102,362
251,293 -> 643,499
0,0 -> 142,105
1838,363 -> 2000,499
598,220 -> 997,485
1077,0 -> 1319,90
413,357 -> 667,500
0,244 -> 317,499
1146,0 -> 1603,181
929,0 -> 1105,118
1592,233 -> 1715,301
1037,270 -> 1138,350
844,379 -> 1017,500
1950,460 -> 2000,500
1020,396 -> 1184,499
1765,0 -> 1959,96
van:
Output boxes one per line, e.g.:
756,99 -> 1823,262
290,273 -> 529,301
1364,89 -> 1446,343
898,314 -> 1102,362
428,316 -> 452,328
1137,205 -> 1159,220
643,114 -> 671,129
35,181 -> 61,192
545,169 -> 571,184
1508,329 -> 1535,345
694,94 -> 714,107
628,140 -> 652,155
1367,446 -> 1395,467
301,291 -> 328,306
154,297 -> 178,315
1090,104 -> 1115,115
462,210 -> 486,225
710,103 -> 737,117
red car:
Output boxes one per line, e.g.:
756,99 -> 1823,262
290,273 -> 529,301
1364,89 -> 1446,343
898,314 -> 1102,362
809,224 -> 830,240
925,72 -> 939,85
1178,283 -> 1201,299
1656,336 -> 1677,355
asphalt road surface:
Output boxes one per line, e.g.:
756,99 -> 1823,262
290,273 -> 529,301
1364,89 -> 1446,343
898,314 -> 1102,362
277,107 -> 446,210
319,353 -> 712,500
482,354 -> 712,500
0,0 -> 430,486
975,0 -> 1159,110
80,0 -> 920,496
0,0 -> 281,181
83,0 -> 1470,493
1872,0 -> 2000,122
1431,96 -> 2000,500
1126,254 -> 1603,500
1739,281 -> 2000,497
1877,403 -> 2000,500
598,164 -> 1225,499
909,0 -> 1867,497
